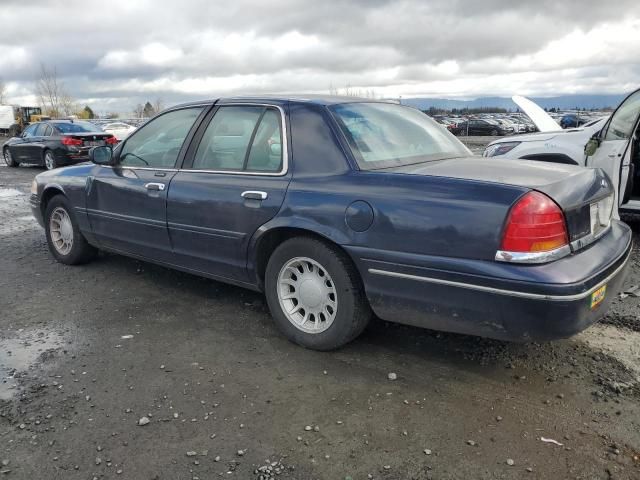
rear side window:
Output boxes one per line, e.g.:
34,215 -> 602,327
34,123 -> 48,136
192,106 -> 283,173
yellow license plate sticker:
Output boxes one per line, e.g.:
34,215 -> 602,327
590,285 -> 607,309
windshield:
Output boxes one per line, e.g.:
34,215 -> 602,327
54,121 -> 102,133
330,102 -> 471,170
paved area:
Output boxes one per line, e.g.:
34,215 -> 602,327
1,152 -> 640,479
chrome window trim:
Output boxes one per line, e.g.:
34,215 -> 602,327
101,166 -> 179,172
495,245 -> 571,264
98,103 -> 289,177
186,103 -> 289,177
368,246 -> 631,301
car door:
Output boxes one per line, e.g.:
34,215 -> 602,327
586,89 -> 640,213
10,124 -> 38,161
167,103 -> 292,282
86,106 -> 207,260
32,123 -> 53,162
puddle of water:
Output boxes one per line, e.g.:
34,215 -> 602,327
0,332 -> 63,400
0,188 -> 24,198
577,324 -> 640,380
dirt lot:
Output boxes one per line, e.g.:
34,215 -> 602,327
1,143 -> 640,479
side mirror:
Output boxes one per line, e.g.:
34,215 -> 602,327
584,136 -> 600,157
89,146 -> 115,165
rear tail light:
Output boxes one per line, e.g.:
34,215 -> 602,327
496,191 -> 570,263
61,136 -> 82,146
105,136 -> 118,145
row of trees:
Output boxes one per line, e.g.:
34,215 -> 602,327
2,65 -> 163,119
133,99 -> 164,119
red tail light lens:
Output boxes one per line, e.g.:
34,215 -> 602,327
61,136 -> 82,146
500,191 -> 568,253
105,136 -> 118,145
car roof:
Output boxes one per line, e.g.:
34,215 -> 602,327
170,95 -> 398,109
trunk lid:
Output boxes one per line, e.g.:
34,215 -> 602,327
63,132 -> 113,147
387,156 -> 614,248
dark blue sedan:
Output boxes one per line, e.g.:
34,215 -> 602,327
30,96 -> 632,350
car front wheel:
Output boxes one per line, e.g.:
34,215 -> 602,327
3,148 -> 17,167
265,237 -> 371,350
44,196 -> 97,265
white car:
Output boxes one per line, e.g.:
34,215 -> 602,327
103,122 -> 136,141
484,92 -> 640,216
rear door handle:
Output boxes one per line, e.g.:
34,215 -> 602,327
241,191 -> 268,200
145,182 -> 166,191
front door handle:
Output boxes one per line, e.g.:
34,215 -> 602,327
145,182 -> 166,191
241,191 -> 268,200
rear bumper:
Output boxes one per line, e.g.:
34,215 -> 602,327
349,220 -> 633,342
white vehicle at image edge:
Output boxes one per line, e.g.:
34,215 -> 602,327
102,122 -> 137,141
484,91 -> 640,217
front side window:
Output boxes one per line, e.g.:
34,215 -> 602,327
331,102 -> 471,169
120,107 -> 204,168
22,124 -> 38,138
605,90 -> 640,141
192,106 -> 283,173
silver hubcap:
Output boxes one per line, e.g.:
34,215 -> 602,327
45,152 -> 55,170
277,257 -> 338,334
49,207 -> 74,255
3,149 -> 11,165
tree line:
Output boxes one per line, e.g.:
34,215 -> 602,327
1,64 -> 164,119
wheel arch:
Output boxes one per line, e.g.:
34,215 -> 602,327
40,185 -> 67,218
249,221 -> 356,291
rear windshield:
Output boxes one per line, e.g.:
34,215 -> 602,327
54,121 -> 102,133
330,102 -> 471,170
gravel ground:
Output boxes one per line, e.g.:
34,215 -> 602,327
1,138 -> 640,479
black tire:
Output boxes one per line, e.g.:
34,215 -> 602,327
43,150 -> 58,170
3,147 -> 18,167
490,129 -> 498,136
265,236 -> 371,350
44,195 -> 97,265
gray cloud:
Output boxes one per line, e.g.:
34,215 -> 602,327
0,0 -> 639,113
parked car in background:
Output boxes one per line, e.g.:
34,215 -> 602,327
493,119 -> 516,134
30,96 -> 631,350
486,90 -> 640,216
484,116 -> 607,164
561,113 -> 589,129
3,120 -> 117,170
103,122 -> 137,141
457,118 -> 509,136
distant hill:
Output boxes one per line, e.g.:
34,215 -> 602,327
401,94 -> 627,111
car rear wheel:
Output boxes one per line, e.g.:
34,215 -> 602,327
3,148 -> 18,167
265,236 -> 371,350
44,196 -> 97,265
44,150 -> 57,170
490,129 -> 498,136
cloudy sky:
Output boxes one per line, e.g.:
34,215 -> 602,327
1,0 -> 639,114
